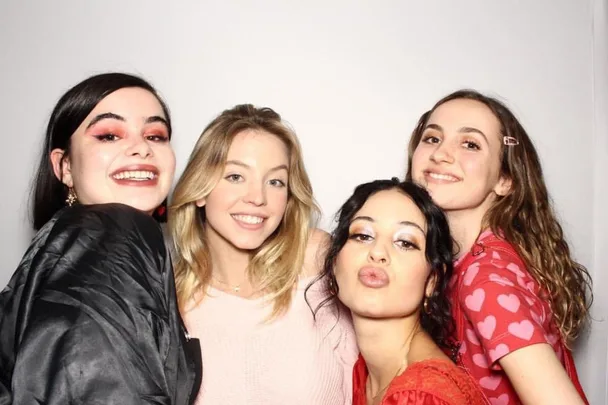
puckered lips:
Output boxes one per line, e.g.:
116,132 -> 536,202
358,266 -> 389,288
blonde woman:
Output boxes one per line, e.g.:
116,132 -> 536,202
169,104 -> 358,404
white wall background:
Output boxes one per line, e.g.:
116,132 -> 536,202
0,0 -> 605,402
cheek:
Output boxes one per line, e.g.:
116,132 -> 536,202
333,245 -> 362,288
269,189 -> 289,212
70,145 -> 114,182
460,156 -> 492,180
394,259 -> 431,298
410,148 -> 429,174
156,145 -> 176,177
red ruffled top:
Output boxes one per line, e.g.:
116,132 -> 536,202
352,356 -> 489,405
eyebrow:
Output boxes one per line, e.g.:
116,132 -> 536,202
351,215 -> 426,235
424,123 -> 488,143
86,112 -> 169,129
225,160 -> 288,173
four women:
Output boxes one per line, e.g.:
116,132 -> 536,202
0,74 -> 594,405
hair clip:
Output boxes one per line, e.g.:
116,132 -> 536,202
503,136 -> 519,146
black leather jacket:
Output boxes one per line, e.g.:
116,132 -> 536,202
0,203 -> 201,405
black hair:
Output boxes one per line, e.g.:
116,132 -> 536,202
31,72 -> 171,230
309,178 -> 458,358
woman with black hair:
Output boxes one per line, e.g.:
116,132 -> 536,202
317,179 -> 487,405
0,72 -> 200,405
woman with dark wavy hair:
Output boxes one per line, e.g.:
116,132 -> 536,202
315,179 -> 487,405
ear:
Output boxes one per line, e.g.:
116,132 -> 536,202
195,198 -> 206,207
494,175 -> 512,197
50,148 -> 73,187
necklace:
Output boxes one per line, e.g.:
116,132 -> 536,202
367,358 -> 406,403
211,275 -> 242,293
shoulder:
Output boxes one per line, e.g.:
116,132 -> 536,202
44,203 -> 169,284
55,203 -> 160,232
302,228 -> 330,277
458,233 -> 533,294
388,360 -> 488,404
52,203 -> 164,248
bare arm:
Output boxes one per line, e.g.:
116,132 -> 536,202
499,343 -> 585,405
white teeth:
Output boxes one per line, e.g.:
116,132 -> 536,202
232,214 -> 264,224
113,170 -> 156,180
428,172 -> 459,182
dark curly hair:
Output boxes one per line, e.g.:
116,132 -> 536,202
308,178 -> 458,358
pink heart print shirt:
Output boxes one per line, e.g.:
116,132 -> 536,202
449,230 -> 587,405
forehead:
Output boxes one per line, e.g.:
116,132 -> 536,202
88,87 -> 165,119
354,189 -> 426,231
428,98 -> 501,137
227,129 -> 289,162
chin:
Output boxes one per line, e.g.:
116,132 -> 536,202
116,199 -> 162,214
231,237 -> 267,251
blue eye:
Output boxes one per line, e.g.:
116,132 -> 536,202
269,179 -> 286,187
225,174 -> 244,183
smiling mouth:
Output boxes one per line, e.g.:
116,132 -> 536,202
426,171 -> 460,182
231,214 -> 265,225
112,170 -> 157,181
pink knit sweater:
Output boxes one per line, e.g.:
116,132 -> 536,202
183,275 -> 359,405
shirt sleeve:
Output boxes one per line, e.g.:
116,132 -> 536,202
307,276 -> 359,404
5,204 -> 177,405
459,247 -> 554,370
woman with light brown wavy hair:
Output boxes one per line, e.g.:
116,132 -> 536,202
406,89 -> 592,405
169,104 -> 358,404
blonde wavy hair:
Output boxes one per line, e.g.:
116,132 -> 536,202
405,89 -> 593,345
169,104 -> 319,318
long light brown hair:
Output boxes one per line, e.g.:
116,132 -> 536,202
169,104 -> 319,318
405,89 -> 592,345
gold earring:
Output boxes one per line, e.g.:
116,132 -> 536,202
65,187 -> 77,206
423,298 -> 430,314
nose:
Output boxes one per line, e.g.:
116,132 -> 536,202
125,134 -> 153,158
368,240 -> 391,265
243,181 -> 267,206
429,141 -> 454,164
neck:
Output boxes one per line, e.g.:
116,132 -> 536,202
205,224 -> 251,286
445,210 -> 483,259
445,193 -> 498,257
353,313 -> 420,400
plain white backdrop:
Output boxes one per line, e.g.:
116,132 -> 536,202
1,1 -> 606,402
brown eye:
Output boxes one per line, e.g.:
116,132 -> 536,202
396,239 -> 420,250
463,140 -> 481,150
94,134 -> 119,142
421,135 -> 440,144
349,233 -> 373,242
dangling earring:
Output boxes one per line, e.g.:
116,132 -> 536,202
423,297 -> 430,314
65,187 -> 77,206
